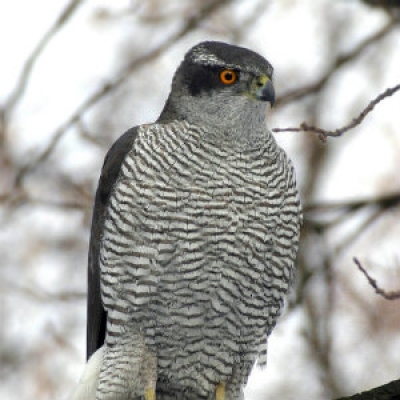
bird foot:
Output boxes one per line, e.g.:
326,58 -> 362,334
216,382 -> 225,400
145,388 -> 156,400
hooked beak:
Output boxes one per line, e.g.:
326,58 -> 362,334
254,76 -> 275,107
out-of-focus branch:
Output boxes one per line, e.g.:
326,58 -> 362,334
304,192 -> 400,215
0,1 -> 83,198
363,0 -> 400,9
334,378 -> 400,400
353,258 -> 400,300
303,250 -> 340,398
1,281 -> 85,302
304,192 -> 400,256
13,0 -> 234,187
229,0 -> 271,42
304,192 -> 400,230
275,18 -> 398,108
273,83 -> 400,141
0,193 -> 89,211
3,0 -> 84,116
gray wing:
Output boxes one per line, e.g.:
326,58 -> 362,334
87,127 -> 139,360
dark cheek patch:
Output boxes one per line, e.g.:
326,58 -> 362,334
185,65 -> 221,97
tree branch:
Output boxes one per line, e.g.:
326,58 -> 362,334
362,0 -> 400,9
353,258 -> 400,300
275,18 -> 398,108
334,379 -> 400,400
12,0 -> 234,188
1,280 -> 85,302
273,83 -> 400,141
304,192 -> 400,230
3,0 -> 84,115
304,192 -> 400,214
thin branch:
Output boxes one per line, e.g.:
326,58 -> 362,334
363,0 -> 400,9
275,18 -> 397,108
334,378 -> 400,400
12,196 -> 89,211
13,0 -> 234,187
303,193 -> 400,259
303,192 -> 400,232
303,249 -> 340,398
353,257 -> 400,300
304,192 -> 400,215
273,83 -> 400,141
3,0 -> 84,115
1,281 -> 85,302
335,206 -> 391,256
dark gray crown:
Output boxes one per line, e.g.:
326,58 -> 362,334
185,41 -> 273,78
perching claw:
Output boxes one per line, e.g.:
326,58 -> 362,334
145,388 -> 156,400
216,382 -> 225,400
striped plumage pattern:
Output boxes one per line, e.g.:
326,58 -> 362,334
97,120 -> 301,399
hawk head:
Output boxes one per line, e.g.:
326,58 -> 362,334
159,41 -> 275,143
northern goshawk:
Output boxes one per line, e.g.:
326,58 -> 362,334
70,41 -> 302,400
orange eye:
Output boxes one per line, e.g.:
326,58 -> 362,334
220,69 -> 237,85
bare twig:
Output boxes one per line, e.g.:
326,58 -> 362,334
4,0 -> 83,115
13,0 -> 234,187
335,206 -> 392,256
353,257 -> 400,300
304,193 -> 400,241
304,249 -> 340,398
304,192 -> 400,215
273,83 -> 400,141
275,18 -> 397,108
1,1 -> 83,197
1,280 -> 85,302
7,196 -> 89,211
304,192 -> 400,230
303,193 -> 400,258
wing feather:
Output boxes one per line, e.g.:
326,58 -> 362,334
87,127 -> 139,360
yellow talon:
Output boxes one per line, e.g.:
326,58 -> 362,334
216,382 -> 225,400
145,388 -> 156,400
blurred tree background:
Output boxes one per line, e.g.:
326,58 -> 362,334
0,1 -> 399,399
